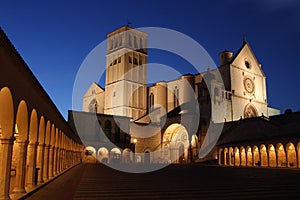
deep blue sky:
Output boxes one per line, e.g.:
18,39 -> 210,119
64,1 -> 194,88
1,0 -> 299,119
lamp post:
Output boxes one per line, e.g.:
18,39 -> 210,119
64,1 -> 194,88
133,138 -> 137,163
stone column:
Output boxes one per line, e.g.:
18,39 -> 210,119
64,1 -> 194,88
42,145 -> 50,182
48,146 -> 54,178
36,144 -> 45,184
25,142 -> 38,190
0,138 -> 14,200
59,149 -> 63,172
56,148 -> 61,174
53,147 -> 57,176
62,149 -> 67,171
67,150 -> 70,168
13,140 -> 29,194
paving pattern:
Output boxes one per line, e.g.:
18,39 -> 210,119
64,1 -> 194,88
25,163 -> 300,200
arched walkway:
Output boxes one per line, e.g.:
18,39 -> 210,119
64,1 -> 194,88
110,148 -> 121,163
229,147 -> 234,166
268,144 -> 276,167
234,147 -> 240,166
219,142 -> 300,169
83,146 -> 97,163
276,143 -> 287,167
260,145 -> 268,167
246,146 -> 252,166
286,143 -> 297,167
122,148 -> 133,163
253,146 -> 260,166
224,148 -> 229,165
98,147 -> 109,163
0,31 -> 83,199
240,146 -> 246,166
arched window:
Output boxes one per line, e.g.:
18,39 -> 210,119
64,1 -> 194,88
140,38 -> 143,50
104,120 -> 112,140
128,34 -> 132,47
214,87 -> 219,104
174,86 -> 179,108
149,93 -> 154,111
134,36 -> 138,48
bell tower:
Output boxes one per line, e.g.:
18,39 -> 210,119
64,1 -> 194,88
104,26 -> 147,120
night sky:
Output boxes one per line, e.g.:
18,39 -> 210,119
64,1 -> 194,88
1,0 -> 299,119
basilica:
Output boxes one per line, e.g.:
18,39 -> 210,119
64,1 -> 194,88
71,25 -> 281,164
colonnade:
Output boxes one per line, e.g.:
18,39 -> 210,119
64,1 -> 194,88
0,87 -> 83,200
218,142 -> 300,168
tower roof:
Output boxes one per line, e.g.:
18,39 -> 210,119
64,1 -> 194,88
107,25 -> 148,38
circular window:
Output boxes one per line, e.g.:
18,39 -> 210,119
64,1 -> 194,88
243,77 -> 255,94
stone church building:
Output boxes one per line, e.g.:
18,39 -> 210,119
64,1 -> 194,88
76,26 -> 280,164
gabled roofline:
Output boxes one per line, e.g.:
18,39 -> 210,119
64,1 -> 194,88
228,40 -> 265,77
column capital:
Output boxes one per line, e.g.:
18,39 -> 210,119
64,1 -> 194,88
28,141 -> 39,146
14,139 -> 29,146
38,143 -> 46,148
0,137 -> 14,144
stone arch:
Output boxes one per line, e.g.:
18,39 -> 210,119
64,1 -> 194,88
25,109 -> 39,189
48,124 -> 56,178
297,142 -> 300,168
259,144 -> 268,167
38,116 -> 45,144
240,146 -> 246,166
223,147 -> 229,165
83,146 -> 97,163
110,148 -> 121,163
0,87 -> 14,200
15,100 -> 29,141
36,116 -> 45,184
229,147 -> 234,166
43,120 -> 51,181
234,147 -> 240,166
122,148 -> 133,163
28,109 -> 38,143
45,121 -> 51,146
218,148 -> 223,165
268,144 -> 277,167
246,146 -> 252,166
98,147 -> 109,163
144,150 -> 151,164
0,87 -> 14,138
253,146 -> 260,166
53,128 -> 59,176
11,100 -> 29,194
286,142 -> 297,168
163,123 -> 189,163
244,103 -> 258,118
191,135 -> 198,160
276,143 -> 287,167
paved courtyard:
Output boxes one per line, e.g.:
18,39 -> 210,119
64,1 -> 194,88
24,163 -> 300,199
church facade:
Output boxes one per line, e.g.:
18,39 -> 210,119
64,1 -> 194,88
79,26 -> 280,164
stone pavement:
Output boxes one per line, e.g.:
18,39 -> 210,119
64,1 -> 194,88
25,163 -> 300,199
